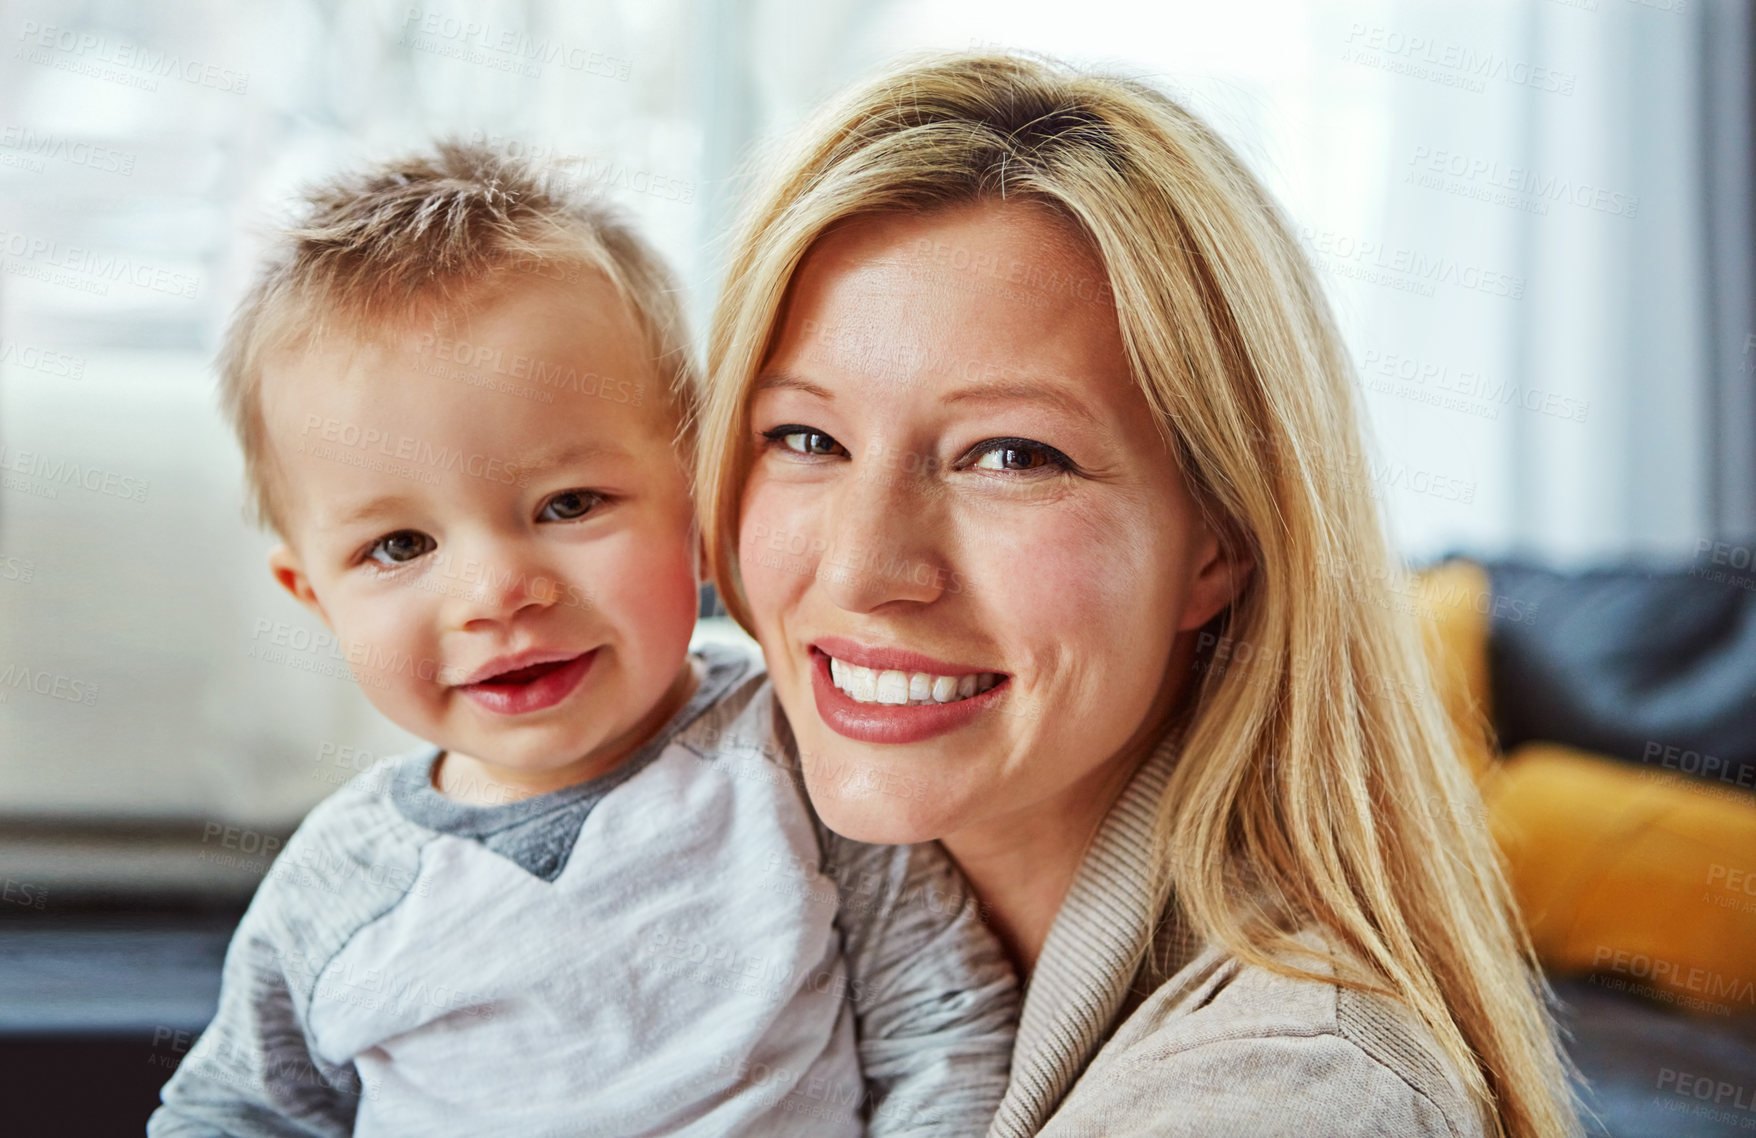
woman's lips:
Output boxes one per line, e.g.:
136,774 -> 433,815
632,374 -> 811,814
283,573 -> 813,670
458,650 -> 596,716
808,646 -> 1010,744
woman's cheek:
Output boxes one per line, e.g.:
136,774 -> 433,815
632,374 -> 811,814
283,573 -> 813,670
957,504 -> 1103,629
738,482 -> 805,614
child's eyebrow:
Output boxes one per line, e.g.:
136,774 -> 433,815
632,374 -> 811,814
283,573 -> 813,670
518,442 -> 631,473
324,493 -> 418,529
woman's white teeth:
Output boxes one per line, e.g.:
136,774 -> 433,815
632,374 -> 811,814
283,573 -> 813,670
828,656 -> 1000,706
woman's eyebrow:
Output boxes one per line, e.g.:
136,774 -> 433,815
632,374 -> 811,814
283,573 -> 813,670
941,378 -> 1102,426
753,370 -> 835,400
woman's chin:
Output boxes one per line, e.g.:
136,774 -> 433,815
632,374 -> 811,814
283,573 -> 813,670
801,769 -> 953,845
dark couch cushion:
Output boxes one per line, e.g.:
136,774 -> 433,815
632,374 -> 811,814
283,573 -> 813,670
1486,561 -> 1756,792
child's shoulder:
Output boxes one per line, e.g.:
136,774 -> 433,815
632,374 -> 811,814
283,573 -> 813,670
675,640 -> 785,765
295,745 -> 431,839
251,748 -> 436,932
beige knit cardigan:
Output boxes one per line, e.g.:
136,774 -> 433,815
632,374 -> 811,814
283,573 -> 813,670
985,737 -> 1490,1138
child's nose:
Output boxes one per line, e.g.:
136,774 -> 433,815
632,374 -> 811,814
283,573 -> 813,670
448,541 -> 559,626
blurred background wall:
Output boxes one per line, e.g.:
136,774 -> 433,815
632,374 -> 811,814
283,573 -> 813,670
4,2 -> 1756,1134
0,0 -> 1750,918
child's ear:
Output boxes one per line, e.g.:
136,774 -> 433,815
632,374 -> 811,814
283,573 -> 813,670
268,543 -> 332,629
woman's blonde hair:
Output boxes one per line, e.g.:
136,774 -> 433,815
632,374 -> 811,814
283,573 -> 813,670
697,52 -> 1578,1138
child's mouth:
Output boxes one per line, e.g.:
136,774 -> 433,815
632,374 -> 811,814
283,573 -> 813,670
458,650 -> 597,716
484,659 -> 572,684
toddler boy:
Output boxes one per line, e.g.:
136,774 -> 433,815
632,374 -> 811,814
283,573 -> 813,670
149,142 -> 1015,1137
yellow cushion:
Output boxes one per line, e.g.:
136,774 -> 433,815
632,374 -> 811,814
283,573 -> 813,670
1412,561 -> 1756,1003
1482,742 -> 1756,1009
1412,560 -> 1496,781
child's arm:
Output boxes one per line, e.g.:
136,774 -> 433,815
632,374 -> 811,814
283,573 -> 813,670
818,829 -> 1020,1137
148,777 -> 424,1137
148,902 -> 361,1137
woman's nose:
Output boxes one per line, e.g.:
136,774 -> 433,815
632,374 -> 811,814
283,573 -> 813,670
817,456 -> 954,613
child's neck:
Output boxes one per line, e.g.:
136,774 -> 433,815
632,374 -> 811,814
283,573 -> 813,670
432,656 -> 703,805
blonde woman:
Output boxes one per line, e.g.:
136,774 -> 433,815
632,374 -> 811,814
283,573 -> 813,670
697,53 -> 1581,1137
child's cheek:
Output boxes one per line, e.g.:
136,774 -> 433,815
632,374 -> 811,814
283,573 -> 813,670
338,598 -> 431,700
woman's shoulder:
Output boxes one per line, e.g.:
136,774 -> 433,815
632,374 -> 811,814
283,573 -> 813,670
1039,928 -> 1489,1138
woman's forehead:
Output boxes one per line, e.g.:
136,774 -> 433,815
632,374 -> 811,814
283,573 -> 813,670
802,200 -> 1102,285
774,202 -> 1117,369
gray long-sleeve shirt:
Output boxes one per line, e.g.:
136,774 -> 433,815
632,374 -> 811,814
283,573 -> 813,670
151,645 -> 1017,1137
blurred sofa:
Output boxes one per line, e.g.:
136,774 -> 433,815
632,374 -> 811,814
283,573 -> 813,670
1415,559 -> 1756,1010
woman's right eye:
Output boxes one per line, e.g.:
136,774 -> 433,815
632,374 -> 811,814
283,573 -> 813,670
365,530 -> 435,568
762,425 -> 848,458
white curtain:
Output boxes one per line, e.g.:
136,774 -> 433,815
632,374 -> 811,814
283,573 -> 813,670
0,0 -> 1731,832
738,0 -> 1721,565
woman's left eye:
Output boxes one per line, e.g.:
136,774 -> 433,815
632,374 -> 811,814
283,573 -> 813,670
762,425 -> 848,458
538,490 -> 602,522
969,439 -> 1072,473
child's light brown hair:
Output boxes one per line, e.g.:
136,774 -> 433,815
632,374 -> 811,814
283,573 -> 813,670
220,139 -> 696,535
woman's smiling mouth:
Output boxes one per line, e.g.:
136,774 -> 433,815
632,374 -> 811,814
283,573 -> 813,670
828,657 -> 1003,705
808,639 -> 1010,743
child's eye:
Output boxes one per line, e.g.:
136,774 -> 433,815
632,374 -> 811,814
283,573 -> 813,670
366,530 -> 435,567
538,489 -> 603,522
762,425 -> 848,458
966,438 -> 1075,474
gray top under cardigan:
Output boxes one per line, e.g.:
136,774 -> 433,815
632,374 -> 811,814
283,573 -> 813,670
987,735 -> 1492,1138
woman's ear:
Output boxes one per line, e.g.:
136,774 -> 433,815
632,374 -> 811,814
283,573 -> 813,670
690,516 -> 709,586
268,543 -> 332,629
1176,524 -> 1253,633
